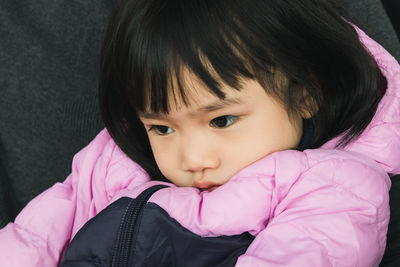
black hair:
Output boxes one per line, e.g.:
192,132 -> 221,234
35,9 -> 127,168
99,0 -> 386,181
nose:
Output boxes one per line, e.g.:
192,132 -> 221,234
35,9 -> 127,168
180,133 -> 220,173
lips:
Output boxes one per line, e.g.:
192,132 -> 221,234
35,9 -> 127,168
193,180 -> 221,192
204,185 -> 219,192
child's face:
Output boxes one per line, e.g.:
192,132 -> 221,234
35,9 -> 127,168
139,77 -> 303,191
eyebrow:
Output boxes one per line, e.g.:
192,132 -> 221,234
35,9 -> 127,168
138,97 -> 244,119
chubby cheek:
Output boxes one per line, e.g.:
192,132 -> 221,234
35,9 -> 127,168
222,125 -> 300,177
220,136 -> 267,178
149,139 -> 188,186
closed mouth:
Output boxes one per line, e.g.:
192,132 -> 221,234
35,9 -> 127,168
193,180 -> 221,192
203,185 -> 219,192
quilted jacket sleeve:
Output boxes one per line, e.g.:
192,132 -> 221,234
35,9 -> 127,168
0,129 -> 123,266
236,155 -> 391,267
0,177 -> 75,266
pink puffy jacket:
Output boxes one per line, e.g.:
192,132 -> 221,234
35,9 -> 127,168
0,28 -> 399,267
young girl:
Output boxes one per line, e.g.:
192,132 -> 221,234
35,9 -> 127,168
1,0 -> 399,266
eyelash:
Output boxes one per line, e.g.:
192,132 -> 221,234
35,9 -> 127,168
147,115 -> 239,136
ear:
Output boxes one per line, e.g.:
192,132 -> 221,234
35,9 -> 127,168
299,89 -> 319,119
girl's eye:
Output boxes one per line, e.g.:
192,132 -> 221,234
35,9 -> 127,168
210,115 -> 238,128
148,125 -> 174,135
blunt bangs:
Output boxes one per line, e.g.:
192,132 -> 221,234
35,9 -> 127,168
103,0 -> 287,114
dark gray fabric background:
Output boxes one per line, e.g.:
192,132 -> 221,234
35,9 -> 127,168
340,0 -> 400,60
0,0 -> 399,265
381,0 -> 400,40
0,1 -> 111,225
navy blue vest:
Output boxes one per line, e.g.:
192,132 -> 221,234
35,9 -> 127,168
61,185 -> 254,266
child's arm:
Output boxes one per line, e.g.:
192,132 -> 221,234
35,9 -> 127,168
0,129 -> 149,266
236,154 -> 390,267
0,130 -> 104,266
0,176 -> 76,266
